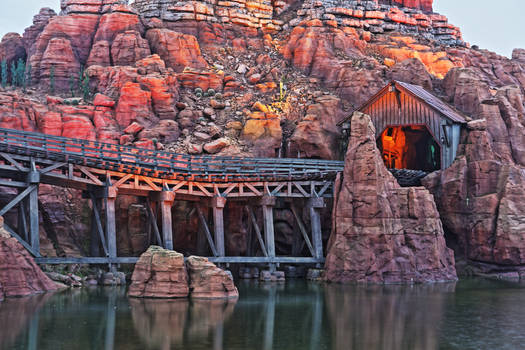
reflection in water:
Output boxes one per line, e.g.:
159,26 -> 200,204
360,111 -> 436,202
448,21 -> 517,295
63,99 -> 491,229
129,297 -> 236,350
0,293 -> 52,349
4,280 -> 525,350
325,283 -> 456,350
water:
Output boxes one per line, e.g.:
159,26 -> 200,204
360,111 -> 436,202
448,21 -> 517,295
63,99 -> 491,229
1,279 -> 525,350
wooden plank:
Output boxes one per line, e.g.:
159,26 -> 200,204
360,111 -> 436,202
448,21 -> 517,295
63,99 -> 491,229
247,206 -> 268,257
196,205 -> 218,257
290,204 -> 315,257
0,179 -> 29,188
113,173 -> 133,189
35,257 -> 139,264
0,185 -> 35,217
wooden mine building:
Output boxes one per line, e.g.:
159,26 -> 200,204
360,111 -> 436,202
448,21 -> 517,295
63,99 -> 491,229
340,80 -> 467,172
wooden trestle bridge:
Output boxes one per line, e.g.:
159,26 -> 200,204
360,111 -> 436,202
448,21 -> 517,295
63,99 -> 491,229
0,128 -> 344,268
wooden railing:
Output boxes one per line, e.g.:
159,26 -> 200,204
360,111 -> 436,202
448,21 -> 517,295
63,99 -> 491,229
0,128 -> 344,182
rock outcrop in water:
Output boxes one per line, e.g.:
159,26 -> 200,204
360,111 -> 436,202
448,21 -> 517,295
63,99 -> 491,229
0,217 -> 57,299
129,246 -> 238,299
325,112 -> 457,283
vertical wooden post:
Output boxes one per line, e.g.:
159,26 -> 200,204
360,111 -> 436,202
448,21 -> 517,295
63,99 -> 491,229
307,198 -> 325,264
159,190 -> 175,250
27,161 -> 40,254
90,203 -> 100,257
260,196 -> 276,271
212,197 -> 226,256
105,184 -> 118,268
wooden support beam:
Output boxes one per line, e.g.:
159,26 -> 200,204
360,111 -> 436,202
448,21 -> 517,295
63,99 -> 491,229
0,185 -> 35,217
158,190 -> 175,250
105,196 -> 117,262
246,206 -> 268,257
3,222 -> 40,257
146,199 -> 162,246
89,194 -> 109,257
89,207 -> 100,257
29,186 -> 39,254
260,196 -> 276,270
290,203 -> 315,257
196,205 -> 218,257
307,198 -> 325,262
35,256 -> 324,264
212,197 -> 226,257
18,199 -> 28,241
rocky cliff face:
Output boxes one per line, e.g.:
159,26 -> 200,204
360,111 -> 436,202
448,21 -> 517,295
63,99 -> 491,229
0,217 -> 57,299
0,0 -> 524,280
325,112 -> 456,283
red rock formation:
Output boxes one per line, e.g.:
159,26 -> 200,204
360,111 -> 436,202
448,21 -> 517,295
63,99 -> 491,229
288,95 -> 345,159
0,33 -> 26,67
422,67 -> 525,270
186,256 -> 238,299
0,217 -> 58,299
380,0 -> 433,12
22,7 -> 56,56
128,246 -> 190,298
325,112 -> 457,283
111,31 -> 151,67
115,81 -> 155,128
146,29 -> 208,72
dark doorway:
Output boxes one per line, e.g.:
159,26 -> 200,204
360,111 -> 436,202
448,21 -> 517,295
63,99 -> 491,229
377,125 -> 441,172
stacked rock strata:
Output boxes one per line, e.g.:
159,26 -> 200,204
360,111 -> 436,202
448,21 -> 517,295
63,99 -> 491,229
290,0 -> 462,45
132,0 -> 285,32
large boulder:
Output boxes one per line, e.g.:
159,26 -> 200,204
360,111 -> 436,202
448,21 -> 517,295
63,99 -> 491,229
324,112 -> 457,283
186,256 -> 238,299
0,217 -> 58,299
128,246 -> 189,298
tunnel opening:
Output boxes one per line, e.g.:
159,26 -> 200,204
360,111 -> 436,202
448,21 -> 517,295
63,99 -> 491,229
377,125 -> 441,172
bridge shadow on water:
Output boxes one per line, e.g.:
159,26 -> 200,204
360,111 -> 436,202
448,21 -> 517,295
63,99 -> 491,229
3,279 -> 525,350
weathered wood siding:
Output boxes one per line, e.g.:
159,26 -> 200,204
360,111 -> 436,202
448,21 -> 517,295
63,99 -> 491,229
361,89 -> 460,169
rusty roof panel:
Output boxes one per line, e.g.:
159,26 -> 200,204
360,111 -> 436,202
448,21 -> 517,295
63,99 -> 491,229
395,81 -> 467,124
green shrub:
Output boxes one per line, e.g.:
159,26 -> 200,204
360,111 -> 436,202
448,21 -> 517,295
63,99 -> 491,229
207,88 -> 216,96
215,93 -> 223,100
194,87 -> 203,95
195,92 -> 203,98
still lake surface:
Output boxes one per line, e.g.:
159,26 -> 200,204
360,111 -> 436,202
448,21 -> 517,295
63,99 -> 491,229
1,279 -> 524,350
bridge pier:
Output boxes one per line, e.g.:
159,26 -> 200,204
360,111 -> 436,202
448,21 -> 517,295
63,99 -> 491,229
150,189 -> 175,250
212,197 -> 227,257
27,162 -> 40,254
307,198 -> 325,266
260,196 -> 276,272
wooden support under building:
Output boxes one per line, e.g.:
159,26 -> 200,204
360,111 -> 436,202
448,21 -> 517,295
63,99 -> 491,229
307,198 -> 325,264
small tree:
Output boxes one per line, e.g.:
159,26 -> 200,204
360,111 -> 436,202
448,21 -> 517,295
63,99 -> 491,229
16,58 -> 25,89
50,65 -> 55,95
81,71 -> 90,101
0,60 -> 6,88
10,61 -> 17,86
78,66 -> 84,93
69,75 -> 76,97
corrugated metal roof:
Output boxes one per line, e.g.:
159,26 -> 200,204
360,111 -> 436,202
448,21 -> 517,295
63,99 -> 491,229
395,81 -> 467,124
